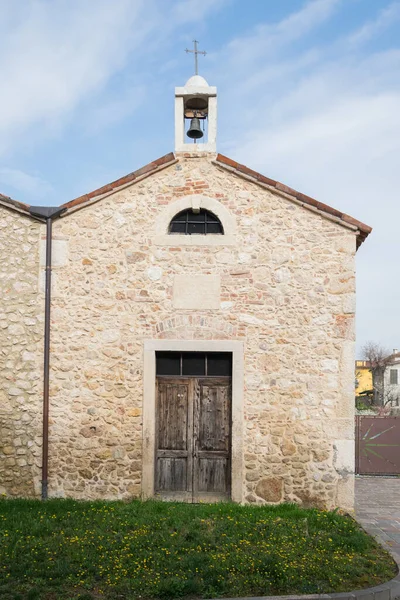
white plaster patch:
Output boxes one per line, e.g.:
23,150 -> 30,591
239,314 -> 264,326
38,270 -> 59,295
321,359 -> 338,373
172,274 -> 220,309
8,324 -> 24,335
40,239 -> 68,267
245,373 -> 263,390
274,267 -> 290,283
333,439 -> 354,474
322,399 -> 334,407
272,249 -> 291,265
215,251 -> 235,264
101,329 -> 120,344
342,293 -> 356,314
340,341 -> 355,372
13,281 -> 31,293
114,213 -> 127,227
290,407 -> 307,420
191,196 -> 201,212
221,301 -> 234,311
312,314 -> 331,326
23,318 -> 36,326
147,267 -> 162,281
8,387 -> 23,396
326,374 -> 339,389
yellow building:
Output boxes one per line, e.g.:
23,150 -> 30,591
355,360 -> 373,395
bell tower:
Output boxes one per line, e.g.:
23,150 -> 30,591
175,42 -> 217,153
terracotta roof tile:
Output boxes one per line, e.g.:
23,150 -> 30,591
0,193 -> 30,214
62,152 -> 176,210
0,151 -> 372,251
0,153 -> 177,217
214,153 -> 372,248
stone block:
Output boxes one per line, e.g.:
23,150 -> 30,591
172,274 -> 220,309
255,477 -> 283,502
333,439 -> 354,474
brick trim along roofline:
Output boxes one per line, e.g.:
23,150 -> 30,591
0,192 -> 31,215
0,151 -> 372,248
61,152 -> 177,210
214,154 -> 372,249
0,153 -> 177,219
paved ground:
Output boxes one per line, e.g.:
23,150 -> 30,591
355,476 -> 400,564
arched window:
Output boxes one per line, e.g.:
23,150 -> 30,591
169,209 -> 224,235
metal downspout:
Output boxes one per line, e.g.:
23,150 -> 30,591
29,206 -> 65,499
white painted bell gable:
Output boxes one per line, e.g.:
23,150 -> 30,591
175,75 -> 217,153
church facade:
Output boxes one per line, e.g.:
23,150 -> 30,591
0,75 -> 371,510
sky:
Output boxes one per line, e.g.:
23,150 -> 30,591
1,0 -> 400,355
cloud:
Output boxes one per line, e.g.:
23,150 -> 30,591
171,0 -> 231,25
232,56 -> 400,182
0,0 -> 226,156
0,0 -> 147,154
213,2 -> 400,199
213,1 -> 400,352
0,168 -> 53,197
83,85 -> 147,134
223,0 -> 340,66
347,1 -> 400,47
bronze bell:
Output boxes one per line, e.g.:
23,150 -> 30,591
187,117 -> 203,139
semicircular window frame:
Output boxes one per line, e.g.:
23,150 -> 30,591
169,208 -> 224,235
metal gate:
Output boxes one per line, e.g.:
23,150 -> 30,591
355,416 -> 400,475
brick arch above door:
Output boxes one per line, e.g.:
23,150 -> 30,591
153,315 -> 243,340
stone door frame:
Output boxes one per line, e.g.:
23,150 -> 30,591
142,339 -> 244,503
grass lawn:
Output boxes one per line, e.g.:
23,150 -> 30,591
0,499 -> 396,600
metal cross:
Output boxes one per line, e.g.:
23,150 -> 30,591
185,40 -> 206,75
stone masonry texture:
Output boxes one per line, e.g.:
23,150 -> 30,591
0,154 -> 357,509
0,207 -> 43,497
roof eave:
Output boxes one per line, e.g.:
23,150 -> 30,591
60,152 -> 177,214
0,152 -> 373,251
213,153 -> 372,250
0,193 -> 31,217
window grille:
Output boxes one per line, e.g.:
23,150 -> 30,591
156,352 -> 231,377
169,209 -> 223,235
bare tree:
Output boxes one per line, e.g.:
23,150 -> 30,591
382,387 -> 400,408
361,341 -> 392,406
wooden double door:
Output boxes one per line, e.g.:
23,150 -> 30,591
155,376 -> 231,502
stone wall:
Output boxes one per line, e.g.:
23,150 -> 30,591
0,207 -> 43,496
44,153 -> 357,509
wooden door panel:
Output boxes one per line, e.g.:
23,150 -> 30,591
156,376 -> 231,502
158,383 -> 188,450
198,457 -> 228,493
156,457 -> 187,491
198,383 -> 230,452
155,379 -> 193,496
194,378 -> 231,499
